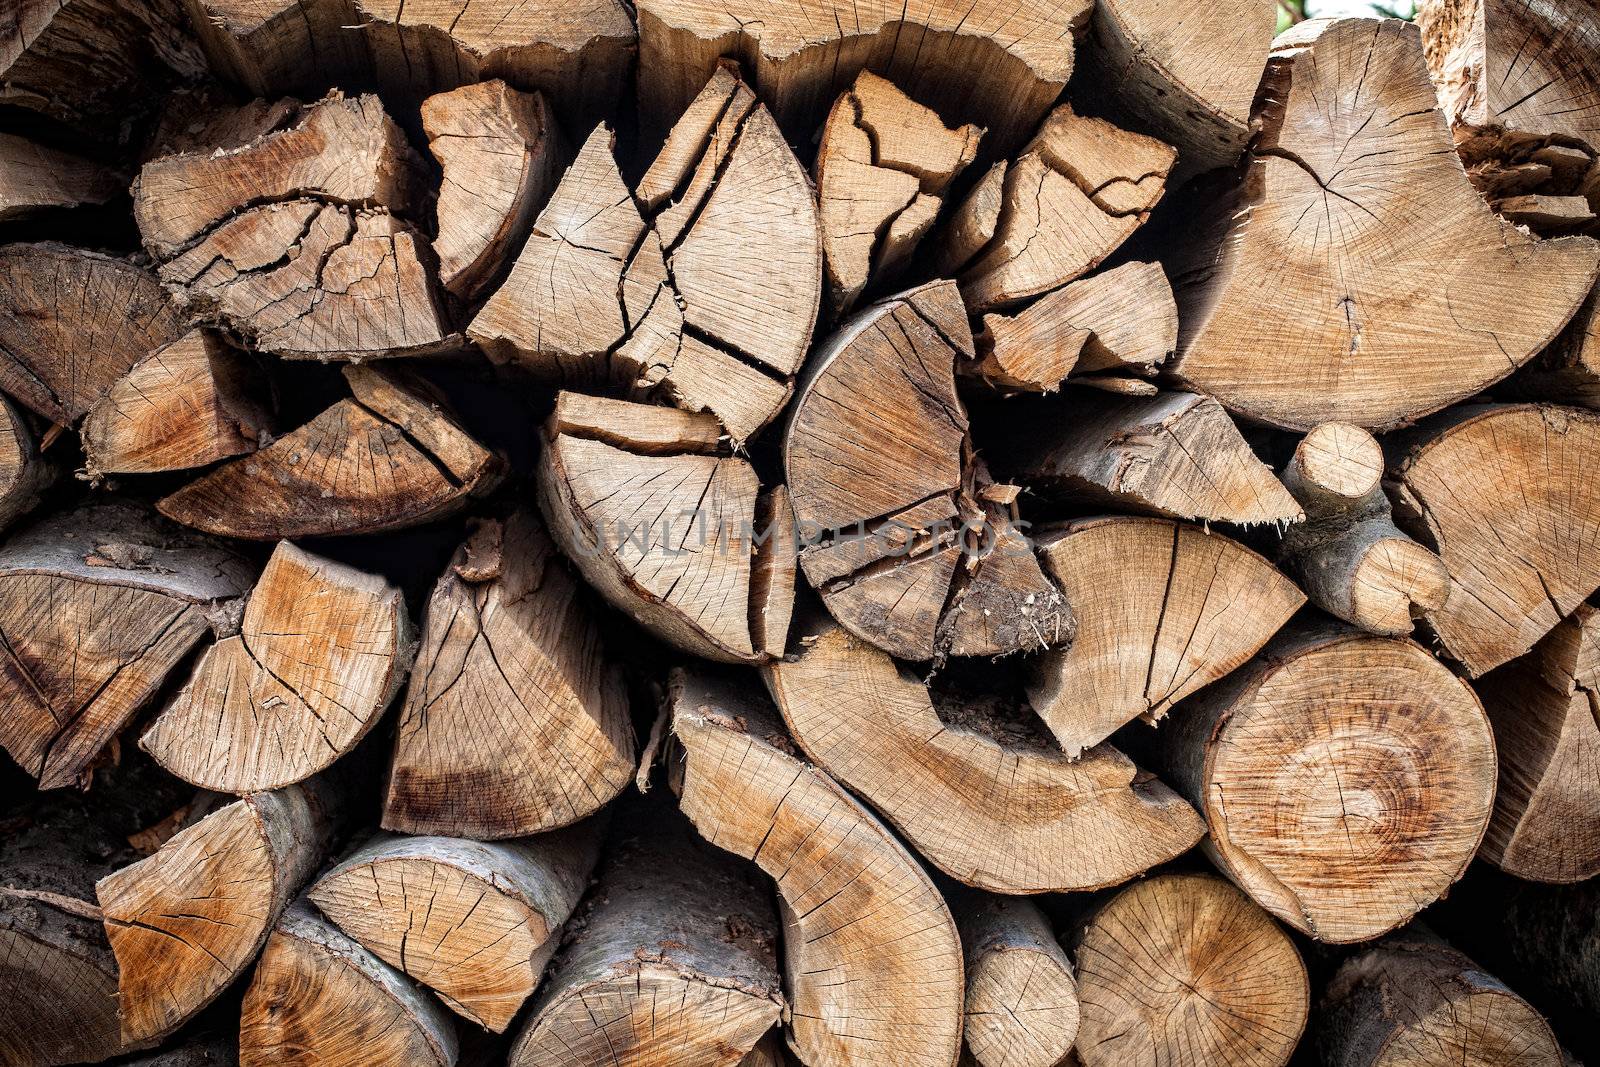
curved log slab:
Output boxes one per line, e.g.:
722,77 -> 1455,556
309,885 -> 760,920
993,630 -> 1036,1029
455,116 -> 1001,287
385,509 -> 634,838
0,391 -> 54,533
667,669 -> 964,1067
1072,872 -> 1308,1067
957,894 -> 1078,1067
0,133 -> 120,221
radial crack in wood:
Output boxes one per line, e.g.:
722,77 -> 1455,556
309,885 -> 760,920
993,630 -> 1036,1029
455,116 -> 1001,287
956,893 -> 1079,1067
0,133 -> 121,221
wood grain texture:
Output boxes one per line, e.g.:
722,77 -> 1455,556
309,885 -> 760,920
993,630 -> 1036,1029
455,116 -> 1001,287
0,133 -> 120,221
957,894 -> 1078,1067
0,390 -> 54,533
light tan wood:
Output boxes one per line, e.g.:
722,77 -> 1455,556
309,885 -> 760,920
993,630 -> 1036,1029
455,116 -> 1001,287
1510,284 -> 1600,408
957,894 -> 1078,1067
0,391 -> 54,533
1496,193 -> 1596,229
0,133 -> 120,220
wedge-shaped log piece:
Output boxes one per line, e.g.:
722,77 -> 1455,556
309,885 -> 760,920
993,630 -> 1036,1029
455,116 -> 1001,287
1149,623 -> 1496,943
0,133 -> 121,221
668,669 -> 964,1067
241,902 -> 459,1067
1496,193 -> 1595,230
1072,873 -> 1308,1067
0,502 -> 253,789
741,1035 -> 791,1067
1511,286 -> 1600,408
159,364 -> 502,539
1390,404 -> 1600,675
1169,18 -> 1600,432
0,392 -> 54,532
1028,517 -> 1305,758
957,894 -> 1078,1067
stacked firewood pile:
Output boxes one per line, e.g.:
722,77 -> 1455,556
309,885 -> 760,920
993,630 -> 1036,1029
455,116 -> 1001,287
5,0 -> 1600,1064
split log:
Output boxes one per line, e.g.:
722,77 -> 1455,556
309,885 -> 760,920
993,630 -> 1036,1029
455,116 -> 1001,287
538,392 -> 796,664
1278,422 -> 1449,636
784,280 -> 1067,661
956,894 -> 1079,1067
666,668 -> 965,1067
741,1035 -> 792,1067
814,71 -> 980,314
508,806 -> 783,1066
1495,193 -> 1596,230
142,86 -> 302,160
80,329 -> 273,478
1071,872 -> 1308,1067
0,501 -> 254,789
1508,285 -> 1600,409
0,133 -> 121,221
1147,623 -> 1496,944
384,508 -> 634,838
0,391 -> 55,532
1027,516 -> 1305,758
309,828 -> 598,1031
117,1029 -> 239,1067
763,615 -> 1204,893
1388,404 -> 1600,676
0,243 -> 187,425
141,541 -> 412,792
158,364 -> 503,539
1168,17 -> 1600,432
240,902 -> 460,1067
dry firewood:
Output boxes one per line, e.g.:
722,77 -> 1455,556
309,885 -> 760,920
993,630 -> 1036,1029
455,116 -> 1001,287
0,501 -> 253,789
240,901 -> 460,1067
956,894 -> 1079,1067
0,133 -> 121,221
1318,930 -> 1563,1067
1279,422 -> 1449,637
949,104 -> 1175,311
1027,516 -> 1305,759
666,668 -> 964,1067
1071,872 -> 1308,1067
310,828 -> 598,1032
508,805 -> 783,1066
142,86 -> 303,160
422,80 -> 563,302
1005,391 -> 1303,527
814,71 -> 980,314
1388,404 -> 1600,676
1168,18 -> 1600,433
1507,285 -> 1600,408
740,1035 -> 792,1067
1495,193 -> 1596,230
0,391 -> 55,532
158,364 -> 503,539
384,508 -> 634,838
80,329 -> 273,478
0,243 -> 188,425
141,541 -> 412,793
764,616 -> 1203,893
538,392 -> 795,664
785,280 -> 1067,661
1147,622 -> 1496,944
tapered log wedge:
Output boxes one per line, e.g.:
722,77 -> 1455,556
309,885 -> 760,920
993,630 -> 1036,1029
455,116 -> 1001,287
1149,623 -> 1496,943
1496,193 -> 1596,230
1318,931 -> 1562,1067
1027,517 -> 1305,758
310,828 -> 598,1031
764,616 -> 1202,892
1510,286 -> 1600,408
741,1035 -> 792,1067
666,668 -> 965,1067
1071,872 -> 1308,1067
241,902 -> 459,1067
0,391 -> 54,532
0,501 -> 254,789
0,133 -> 120,221
957,894 -> 1078,1067
385,508 -> 634,838
538,392 -> 795,664
158,364 -> 502,539
1389,404 -> 1600,675
1168,18 -> 1600,432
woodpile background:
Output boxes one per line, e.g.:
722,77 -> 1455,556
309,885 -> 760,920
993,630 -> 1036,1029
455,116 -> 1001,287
5,0 -> 1600,1064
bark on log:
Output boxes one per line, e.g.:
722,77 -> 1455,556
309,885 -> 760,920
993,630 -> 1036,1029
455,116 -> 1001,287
0,391 -> 55,533
384,508 -> 635,838
956,894 -> 1079,1067
763,616 -> 1203,893
0,133 -> 121,221
1071,872 -> 1308,1067
1027,516 -> 1305,758
666,668 -> 965,1067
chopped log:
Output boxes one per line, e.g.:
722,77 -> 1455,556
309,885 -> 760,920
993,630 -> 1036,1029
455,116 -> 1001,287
141,541 -> 412,792
309,827 -> 598,1032
0,133 -> 121,221
143,86 -> 302,160
1495,194 -> 1596,230
0,243 -> 188,425
740,1035 -> 791,1067
422,80 -> 563,301
0,391 -> 55,532
80,329 -> 273,478
1071,872 -> 1308,1067
1148,623 -> 1496,944
1027,516 -> 1305,758
1388,404 -> 1600,675
538,392 -> 795,664
763,616 -> 1204,893
0,501 -> 253,789
814,71 -> 981,314
384,508 -> 634,838
507,805 -> 783,1066
1318,931 -> 1562,1067
240,902 -> 460,1067
1279,422 -> 1449,637
1508,285 -> 1600,408
1168,18 -> 1600,432
666,668 -> 965,1067
956,894 -> 1079,1067
158,364 -> 503,539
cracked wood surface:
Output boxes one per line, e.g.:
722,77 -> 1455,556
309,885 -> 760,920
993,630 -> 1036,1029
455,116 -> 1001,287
0,132 -> 120,221
955,894 -> 1078,1067
0,390 -> 54,533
